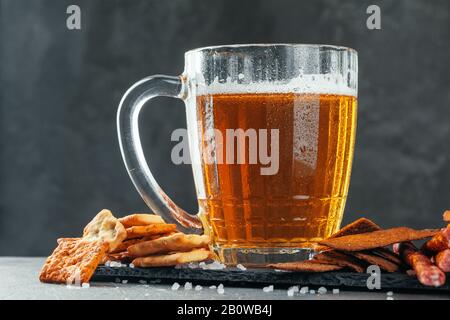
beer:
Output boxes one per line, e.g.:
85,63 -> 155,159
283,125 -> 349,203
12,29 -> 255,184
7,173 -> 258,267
196,93 -> 357,250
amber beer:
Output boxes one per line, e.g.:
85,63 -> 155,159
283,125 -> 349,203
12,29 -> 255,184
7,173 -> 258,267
197,92 -> 357,250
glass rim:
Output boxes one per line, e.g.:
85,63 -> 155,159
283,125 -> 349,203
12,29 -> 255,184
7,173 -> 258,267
185,43 -> 357,56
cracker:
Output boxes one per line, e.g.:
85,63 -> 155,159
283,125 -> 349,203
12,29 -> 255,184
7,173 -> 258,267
126,223 -> 177,239
314,250 -> 366,273
128,233 -> 210,257
132,248 -> 212,267
268,260 -> 343,272
110,236 -> 161,254
119,214 -> 165,228
39,238 -> 108,284
350,251 -> 400,272
83,209 -> 127,252
103,251 -> 134,264
318,227 -> 438,251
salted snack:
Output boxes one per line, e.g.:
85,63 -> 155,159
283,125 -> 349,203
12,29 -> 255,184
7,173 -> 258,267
421,226 -> 450,255
350,251 -> 399,272
435,249 -> 450,272
119,213 -> 165,228
126,223 -> 177,239
269,261 -> 343,272
132,248 -> 212,267
110,236 -> 160,254
128,233 -> 210,257
318,227 -> 438,251
396,241 -> 446,287
313,250 -> 366,273
39,238 -> 108,284
328,218 -> 381,238
443,210 -> 450,222
82,209 -> 127,252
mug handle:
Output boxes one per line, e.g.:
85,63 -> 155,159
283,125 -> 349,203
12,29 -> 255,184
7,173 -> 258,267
117,75 -> 203,234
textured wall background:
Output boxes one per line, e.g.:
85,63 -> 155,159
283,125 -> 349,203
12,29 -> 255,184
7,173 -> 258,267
0,0 -> 449,255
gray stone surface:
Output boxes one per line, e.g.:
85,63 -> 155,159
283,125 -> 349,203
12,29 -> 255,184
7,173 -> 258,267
0,0 -> 449,256
1,257 -> 449,300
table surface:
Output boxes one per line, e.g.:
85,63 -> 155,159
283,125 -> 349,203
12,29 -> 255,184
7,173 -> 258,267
1,257 -> 449,300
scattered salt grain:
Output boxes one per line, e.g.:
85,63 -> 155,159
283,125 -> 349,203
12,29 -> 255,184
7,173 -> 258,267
287,286 -> 297,297
217,284 -> 225,294
81,283 -> 90,289
129,263 -> 135,268
171,282 -> 180,291
184,282 -> 193,290
195,285 -> 203,291
209,285 -> 217,289
299,286 -> 309,295
236,264 -> 247,271
188,262 -> 199,269
122,280 -> 128,284
332,288 -> 340,295
201,261 -> 226,270
387,291 -> 393,296
387,297 -> 394,301
105,261 -> 111,267
318,287 -> 327,295
309,289 -> 316,295
263,285 -> 274,293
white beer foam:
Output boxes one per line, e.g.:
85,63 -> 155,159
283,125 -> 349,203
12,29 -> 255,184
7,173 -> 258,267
196,74 -> 357,97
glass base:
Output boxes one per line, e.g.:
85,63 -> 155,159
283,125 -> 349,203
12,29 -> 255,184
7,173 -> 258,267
212,245 -> 316,266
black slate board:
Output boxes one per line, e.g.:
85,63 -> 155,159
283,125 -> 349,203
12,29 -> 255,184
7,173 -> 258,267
92,266 -> 450,293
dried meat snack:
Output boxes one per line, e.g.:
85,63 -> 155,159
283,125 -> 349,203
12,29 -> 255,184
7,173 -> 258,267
318,227 -> 438,252
268,260 -> 343,272
314,250 -> 366,273
350,251 -> 399,273
435,249 -> 450,272
40,238 -> 108,284
370,247 -> 403,266
398,242 -> 446,287
443,210 -> 450,222
328,218 -> 381,238
421,227 -> 450,255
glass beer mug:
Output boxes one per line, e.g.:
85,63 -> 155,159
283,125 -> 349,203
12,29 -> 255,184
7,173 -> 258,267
117,44 -> 358,265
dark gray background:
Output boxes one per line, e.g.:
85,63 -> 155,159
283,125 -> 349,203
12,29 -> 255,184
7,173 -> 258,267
0,0 -> 449,256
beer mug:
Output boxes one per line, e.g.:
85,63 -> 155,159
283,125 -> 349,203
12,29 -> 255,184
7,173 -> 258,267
117,44 -> 358,265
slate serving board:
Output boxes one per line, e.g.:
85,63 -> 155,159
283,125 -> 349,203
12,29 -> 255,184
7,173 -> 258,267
92,266 -> 450,293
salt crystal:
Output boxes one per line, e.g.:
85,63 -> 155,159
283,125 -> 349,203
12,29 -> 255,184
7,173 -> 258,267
129,263 -> 135,268
188,262 -> 199,269
263,285 -> 274,293
201,261 -> 226,270
387,297 -> 394,300
209,285 -> 217,289
318,287 -> 327,294
332,288 -> 340,294
387,291 -> 393,296
122,280 -> 128,284
287,288 -> 295,297
81,283 -> 90,289
299,286 -> 309,294
105,261 -> 111,267
184,282 -> 193,290
309,289 -> 316,295
217,283 -> 225,294
195,285 -> 203,291
236,264 -> 247,271
171,282 -> 180,290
